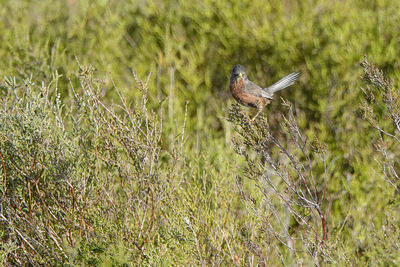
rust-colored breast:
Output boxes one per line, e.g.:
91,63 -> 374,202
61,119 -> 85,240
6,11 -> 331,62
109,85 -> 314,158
230,79 -> 268,109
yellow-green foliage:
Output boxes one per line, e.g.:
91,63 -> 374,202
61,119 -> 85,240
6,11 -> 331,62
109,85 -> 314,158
0,0 -> 399,265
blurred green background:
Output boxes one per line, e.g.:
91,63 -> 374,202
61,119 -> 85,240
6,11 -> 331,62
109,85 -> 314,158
1,0 -> 400,265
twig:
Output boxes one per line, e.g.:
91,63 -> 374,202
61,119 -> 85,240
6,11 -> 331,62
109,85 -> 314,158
0,150 -> 6,196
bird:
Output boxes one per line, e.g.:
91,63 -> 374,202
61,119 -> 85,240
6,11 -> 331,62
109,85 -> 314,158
229,65 -> 300,121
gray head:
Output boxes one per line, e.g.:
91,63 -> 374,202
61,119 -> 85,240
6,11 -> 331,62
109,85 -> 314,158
231,64 -> 246,76
230,64 -> 247,82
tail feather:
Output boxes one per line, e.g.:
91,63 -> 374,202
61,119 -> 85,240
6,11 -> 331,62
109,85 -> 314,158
261,72 -> 300,98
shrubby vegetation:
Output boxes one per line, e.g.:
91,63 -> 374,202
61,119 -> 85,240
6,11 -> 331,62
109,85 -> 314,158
0,0 -> 399,265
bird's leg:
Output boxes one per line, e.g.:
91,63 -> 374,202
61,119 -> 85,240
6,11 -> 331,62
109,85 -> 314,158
251,106 -> 263,121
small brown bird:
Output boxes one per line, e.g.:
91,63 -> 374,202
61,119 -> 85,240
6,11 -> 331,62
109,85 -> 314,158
229,65 -> 300,120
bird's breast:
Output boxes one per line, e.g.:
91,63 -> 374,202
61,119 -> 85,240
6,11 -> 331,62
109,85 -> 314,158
230,79 -> 261,108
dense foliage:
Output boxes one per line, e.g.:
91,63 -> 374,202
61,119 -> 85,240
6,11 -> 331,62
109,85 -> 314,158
0,0 -> 399,265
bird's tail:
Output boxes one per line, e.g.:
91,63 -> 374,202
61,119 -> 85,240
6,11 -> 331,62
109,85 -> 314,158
262,72 -> 300,98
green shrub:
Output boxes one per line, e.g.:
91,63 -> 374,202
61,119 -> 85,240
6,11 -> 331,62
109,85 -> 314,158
0,0 -> 400,265
0,68 -> 186,264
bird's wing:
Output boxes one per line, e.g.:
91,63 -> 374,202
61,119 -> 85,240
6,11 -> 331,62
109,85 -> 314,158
262,72 -> 300,98
243,80 -> 264,97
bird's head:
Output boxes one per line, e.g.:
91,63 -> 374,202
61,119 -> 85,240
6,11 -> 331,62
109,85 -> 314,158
231,64 -> 247,82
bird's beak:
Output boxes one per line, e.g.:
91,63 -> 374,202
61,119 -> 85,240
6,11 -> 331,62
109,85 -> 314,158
236,72 -> 244,82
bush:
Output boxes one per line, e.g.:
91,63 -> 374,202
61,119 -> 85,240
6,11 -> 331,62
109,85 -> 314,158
0,0 -> 400,265
228,102 -> 330,264
0,68 -> 188,264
